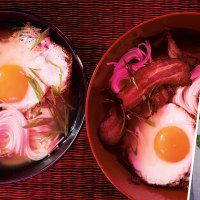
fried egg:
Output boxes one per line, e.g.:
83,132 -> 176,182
127,103 -> 195,186
0,27 -> 72,111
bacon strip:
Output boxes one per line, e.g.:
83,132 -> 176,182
151,85 -> 174,112
118,59 -> 191,110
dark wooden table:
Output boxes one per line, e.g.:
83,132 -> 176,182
0,1 -> 199,199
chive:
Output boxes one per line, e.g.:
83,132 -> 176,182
197,135 -> 200,148
0,148 -> 10,156
47,102 -> 64,128
31,27 -> 50,50
27,74 -> 44,102
29,68 -> 47,86
17,33 -> 36,37
147,85 -> 157,116
124,59 -> 138,89
49,60 -> 63,92
35,103 -> 43,117
126,133 -> 137,156
127,110 -> 155,127
64,106 -> 69,136
23,118 -> 52,129
147,99 -> 153,117
142,95 -> 146,101
47,98 -> 69,136
130,77 -> 138,90
51,87 -> 57,105
47,130 -> 64,135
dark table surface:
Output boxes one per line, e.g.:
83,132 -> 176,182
0,1 -> 199,199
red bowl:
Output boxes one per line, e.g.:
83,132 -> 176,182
86,12 -> 200,200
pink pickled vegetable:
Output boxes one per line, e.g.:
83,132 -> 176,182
109,40 -> 152,93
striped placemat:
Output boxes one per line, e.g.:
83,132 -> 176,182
0,0 -> 199,199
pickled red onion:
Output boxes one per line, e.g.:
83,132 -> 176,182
109,40 -> 152,93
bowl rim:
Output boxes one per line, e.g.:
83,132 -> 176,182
85,12 -> 200,200
0,10 -> 88,184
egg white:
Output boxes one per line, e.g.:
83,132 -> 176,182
127,103 -> 195,186
0,33 -> 71,111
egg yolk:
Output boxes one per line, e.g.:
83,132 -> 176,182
154,126 -> 190,162
0,65 -> 28,103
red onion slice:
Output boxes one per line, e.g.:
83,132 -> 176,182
109,41 -> 152,93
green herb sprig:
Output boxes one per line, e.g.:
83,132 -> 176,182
31,27 -> 50,50
27,74 -> 44,102
27,65 -> 71,137
49,60 -> 63,92
124,59 -> 138,89
127,110 -> 155,127
0,148 -> 10,156
23,118 -> 52,129
197,135 -> 200,148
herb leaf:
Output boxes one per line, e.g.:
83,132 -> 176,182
31,27 -> 50,50
29,68 -> 47,86
197,135 -> 200,148
27,74 -> 44,102
49,60 -> 63,92
142,95 -> 146,101
124,59 -> 138,89
0,148 -> 10,156
127,110 -> 155,127
126,133 -> 138,156
23,118 -> 52,128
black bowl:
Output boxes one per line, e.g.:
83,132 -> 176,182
0,10 -> 87,183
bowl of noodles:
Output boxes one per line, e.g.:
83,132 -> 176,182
0,10 -> 87,183
86,13 -> 200,200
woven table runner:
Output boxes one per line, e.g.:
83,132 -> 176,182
0,0 -> 199,199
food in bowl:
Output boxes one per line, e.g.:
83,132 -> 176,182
98,30 -> 199,188
0,23 -> 72,165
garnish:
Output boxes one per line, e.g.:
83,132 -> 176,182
197,135 -> 200,148
127,110 -> 155,127
51,86 -> 57,105
27,58 -> 72,137
147,85 -> 157,117
27,74 -> 44,117
35,103 -> 43,117
110,41 -> 152,93
64,105 -> 69,136
31,27 -> 50,50
119,104 -> 126,137
47,104 -> 68,136
126,131 -> 138,156
28,67 -> 72,136
23,118 -> 52,128
27,74 -> 44,102
13,26 -> 40,37
124,59 -> 138,89
49,60 -> 63,92
51,85 -> 74,110
142,94 -> 146,101
29,68 -> 48,87
0,148 -> 10,156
